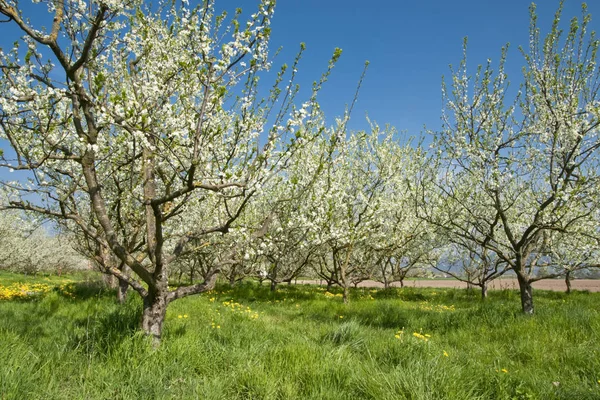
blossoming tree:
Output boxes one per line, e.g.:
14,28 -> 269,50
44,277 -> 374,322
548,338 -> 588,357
426,3 -> 600,313
0,0 -> 337,342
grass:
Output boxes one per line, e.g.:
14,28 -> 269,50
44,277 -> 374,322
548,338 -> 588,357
1,273 -> 599,399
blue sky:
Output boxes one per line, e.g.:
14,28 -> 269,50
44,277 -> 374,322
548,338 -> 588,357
266,0 -> 600,137
1,0 -> 599,144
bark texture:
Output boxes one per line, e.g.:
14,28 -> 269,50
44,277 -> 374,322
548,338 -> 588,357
516,274 -> 534,314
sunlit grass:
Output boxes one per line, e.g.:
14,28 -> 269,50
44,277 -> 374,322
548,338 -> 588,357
0,273 -> 599,399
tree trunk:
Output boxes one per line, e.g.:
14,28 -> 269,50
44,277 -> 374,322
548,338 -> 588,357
339,248 -> 351,305
481,282 -> 488,300
270,279 -> 277,292
340,269 -> 349,304
326,280 -> 333,292
516,273 -> 534,314
565,271 -> 572,294
103,273 -> 117,289
399,278 -> 405,288
342,285 -> 349,304
141,291 -> 168,345
384,280 -> 390,290
116,264 -> 131,304
116,278 -> 129,304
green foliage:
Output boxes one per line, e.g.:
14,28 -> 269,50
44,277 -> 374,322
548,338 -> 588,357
0,274 -> 599,399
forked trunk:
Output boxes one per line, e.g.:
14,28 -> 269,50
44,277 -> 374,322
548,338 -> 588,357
140,269 -> 219,345
516,273 -> 534,314
141,291 -> 168,345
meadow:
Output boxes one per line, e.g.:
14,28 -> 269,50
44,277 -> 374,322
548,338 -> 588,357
1,271 -> 599,400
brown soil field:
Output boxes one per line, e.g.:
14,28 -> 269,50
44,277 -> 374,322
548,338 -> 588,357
299,279 -> 600,292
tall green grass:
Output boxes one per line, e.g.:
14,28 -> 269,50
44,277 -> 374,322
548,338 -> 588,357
1,274 -> 599,399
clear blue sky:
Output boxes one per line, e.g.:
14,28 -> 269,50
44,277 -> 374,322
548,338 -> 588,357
267,0 -> 600,136
1,0 -> 599,142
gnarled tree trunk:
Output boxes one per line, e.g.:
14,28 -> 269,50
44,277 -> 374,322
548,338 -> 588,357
141,290 -> 168,344
140,270 -> 220,344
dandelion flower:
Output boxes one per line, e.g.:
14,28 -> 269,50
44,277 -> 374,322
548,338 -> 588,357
501,368 -> 508,373
178,315 -> 182,319
443,351 -> 449,357
412,332 -> 429,342
184,314 -> 188,318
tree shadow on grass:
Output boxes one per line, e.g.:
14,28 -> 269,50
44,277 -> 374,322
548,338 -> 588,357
217,281 -> 322,303
68,298 -> 142,354
0,293 -> 74,341
54,280 -> 112,301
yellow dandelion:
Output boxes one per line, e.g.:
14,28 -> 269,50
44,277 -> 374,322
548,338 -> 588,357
443,350 -> 449,357
339,315 -> 344,319
501,368 -> 508,373
184,314 -> 188,318
412,332 -> 429,342
177,315 -> 182,319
